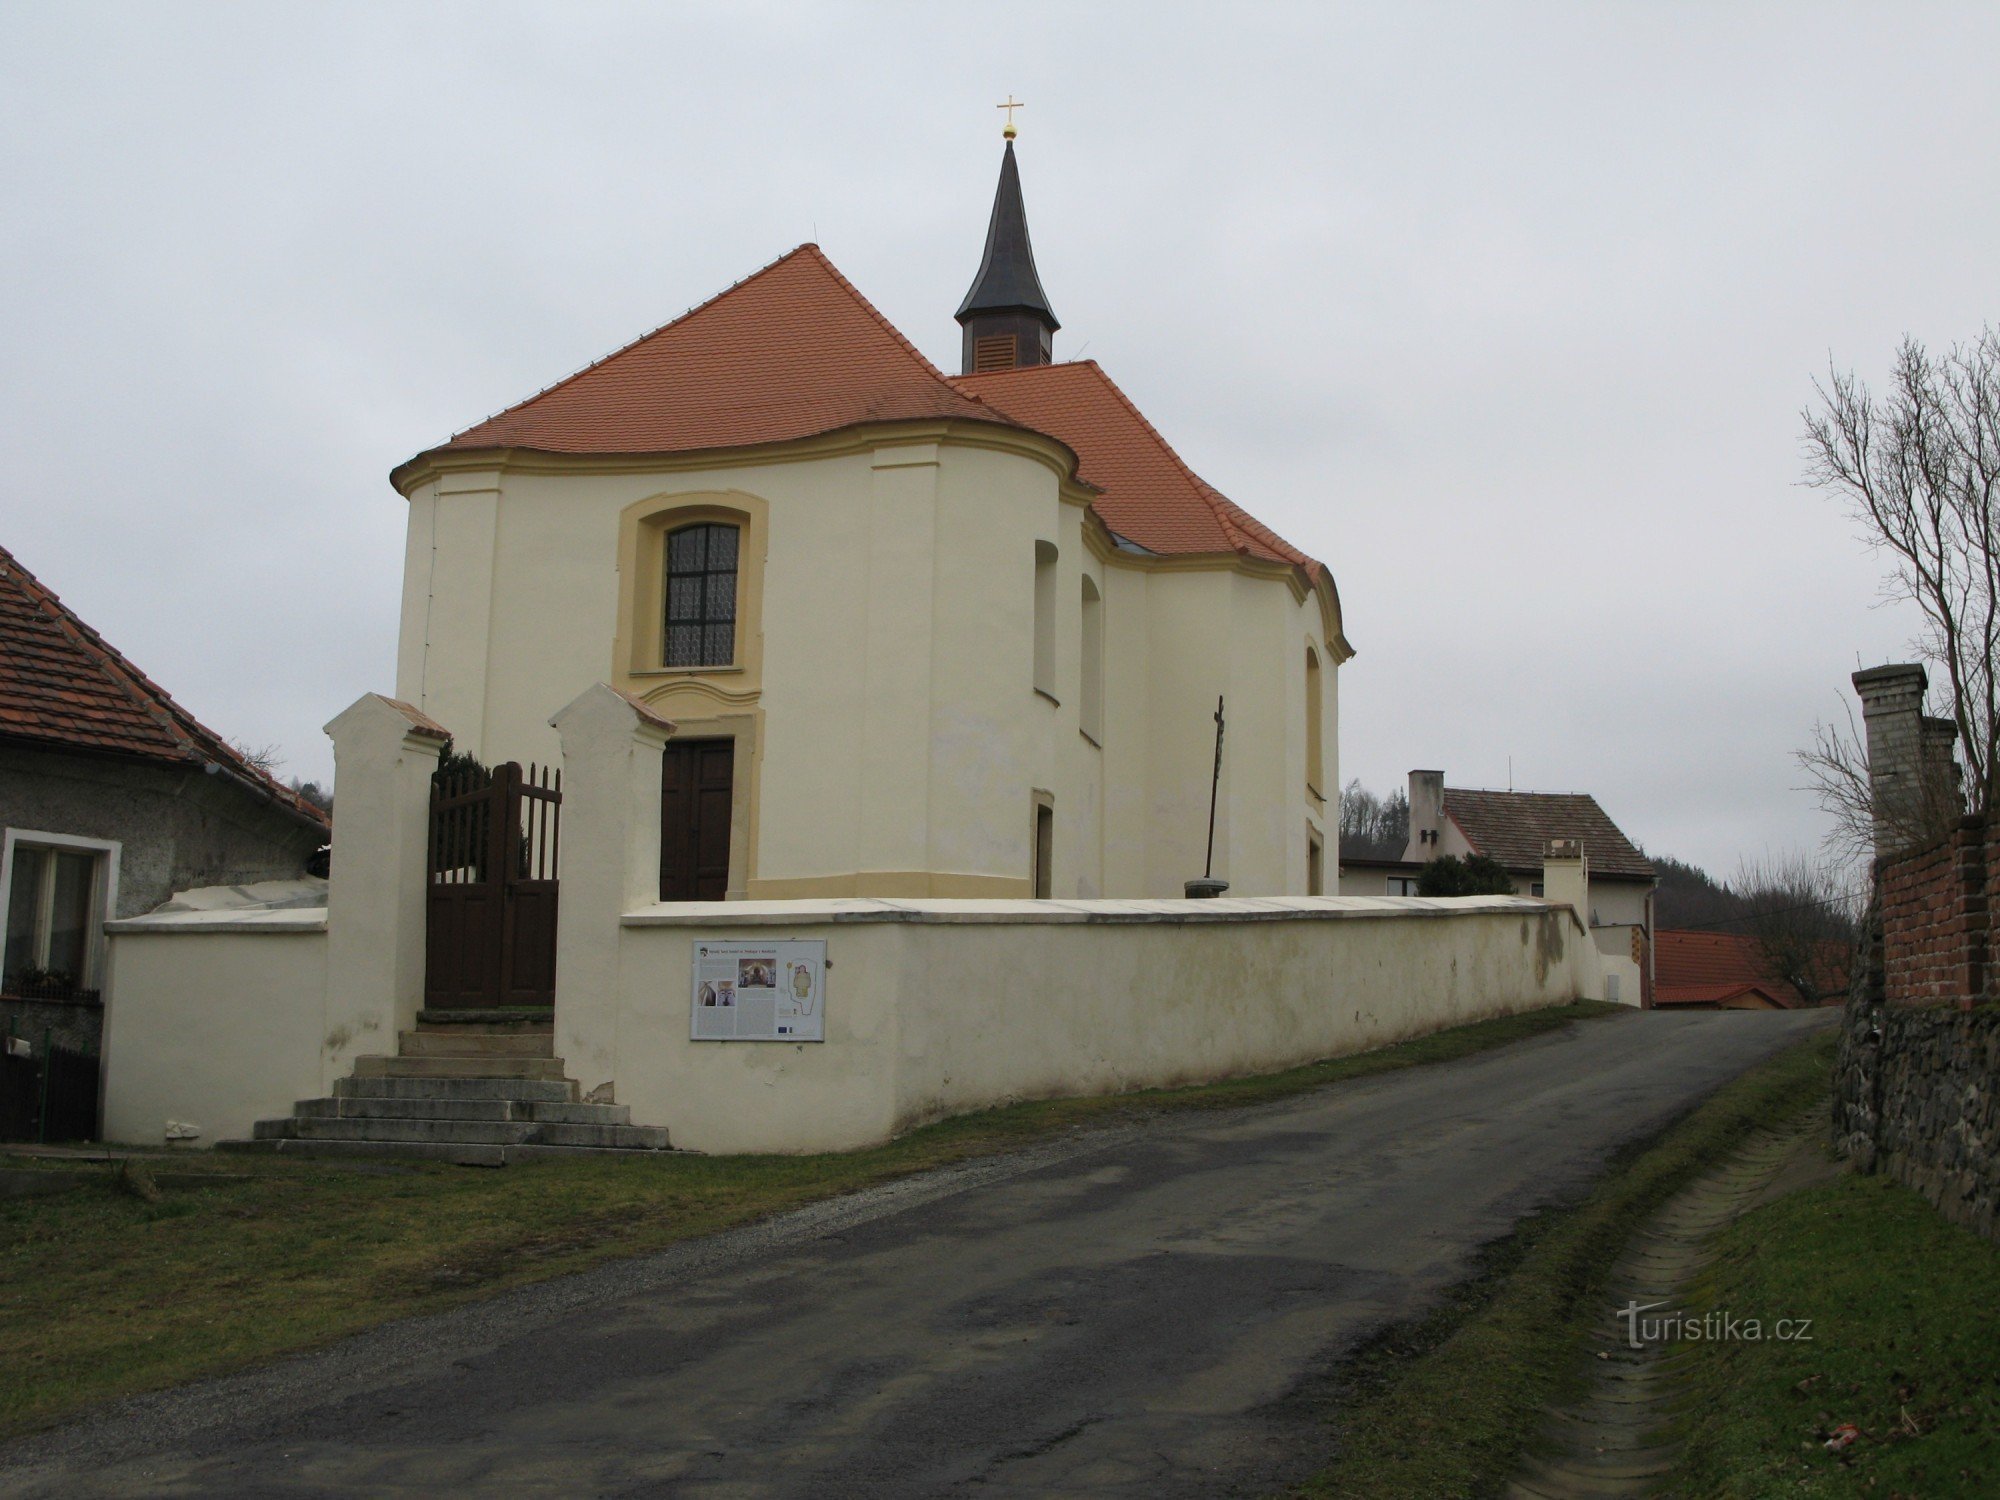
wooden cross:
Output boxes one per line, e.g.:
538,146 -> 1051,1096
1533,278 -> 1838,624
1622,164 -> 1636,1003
997,96 -> 1023,139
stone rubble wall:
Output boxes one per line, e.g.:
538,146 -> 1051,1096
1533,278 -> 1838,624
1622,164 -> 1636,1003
1834,997 -> 2000,1242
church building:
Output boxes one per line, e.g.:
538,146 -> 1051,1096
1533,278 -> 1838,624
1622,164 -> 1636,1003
388,137 -> 1351,901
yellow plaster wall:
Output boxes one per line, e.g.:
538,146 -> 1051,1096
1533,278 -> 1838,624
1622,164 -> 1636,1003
393,435 -> 1339,901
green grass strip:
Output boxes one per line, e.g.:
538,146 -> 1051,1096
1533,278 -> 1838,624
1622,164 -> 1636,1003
0,999 -> 1617,1440
1668,1158 -> 2000,1494
1295,1026 -> 1840,1499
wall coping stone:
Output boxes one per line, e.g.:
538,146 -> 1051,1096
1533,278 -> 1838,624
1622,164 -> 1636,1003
106,910 -> 328,935
622,895 -> 1559,928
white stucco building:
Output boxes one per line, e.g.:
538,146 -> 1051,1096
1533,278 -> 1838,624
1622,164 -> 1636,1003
389,141 -> 1350,902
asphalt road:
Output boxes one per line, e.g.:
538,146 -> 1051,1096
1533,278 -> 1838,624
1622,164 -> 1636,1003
2,1008 -> 1831,1498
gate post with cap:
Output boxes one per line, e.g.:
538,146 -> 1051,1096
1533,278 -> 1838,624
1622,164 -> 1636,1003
321,694 -> 449,1091
549,684 -> 675,1102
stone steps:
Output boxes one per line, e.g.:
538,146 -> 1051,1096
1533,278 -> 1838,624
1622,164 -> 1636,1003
334,1075 -> 579,1103
349,1055 -> 570,1081
253,1115 -> 668,1150
222,1016 -> 670,1161
397,1030 -> 555,1058
218,1139 -> 674,1167
296,1096 -> 632,1126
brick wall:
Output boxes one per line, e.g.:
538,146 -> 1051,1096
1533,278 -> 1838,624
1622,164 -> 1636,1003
1879,814 -> 1987,1010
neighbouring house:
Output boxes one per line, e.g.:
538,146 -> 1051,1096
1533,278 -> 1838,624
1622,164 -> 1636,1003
387,138 -> 1351,901
1650,929 -> 1826,1010
0,543 -> 329,1056
1339,768 -> 1658,1004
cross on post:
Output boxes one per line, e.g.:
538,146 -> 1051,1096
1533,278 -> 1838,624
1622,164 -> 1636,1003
997,95 -> 1023,140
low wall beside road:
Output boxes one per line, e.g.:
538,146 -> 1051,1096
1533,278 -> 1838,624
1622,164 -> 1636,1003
600,895 -> 1602,1154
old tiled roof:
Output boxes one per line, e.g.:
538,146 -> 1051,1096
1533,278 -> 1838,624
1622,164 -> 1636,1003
953,361 -> 1328,579
1653,929 -> 1844,1009
1444,789 -> 1654,881
0,544 -> 329,828
396,244 -> 1030,481
395,244 -> 1331,595
1651,980 -> 1793,1009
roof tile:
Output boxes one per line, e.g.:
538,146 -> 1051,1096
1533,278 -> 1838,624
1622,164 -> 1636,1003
0,545 -> 328,828
953,361 -> 1326,577
1443,788 -> 1655,880
404,245 -> 1025,473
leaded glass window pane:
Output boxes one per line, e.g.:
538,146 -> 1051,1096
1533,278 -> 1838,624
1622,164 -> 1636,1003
667,624 -> 704,667
668,576 -> 703,623
661,521 -> 741,667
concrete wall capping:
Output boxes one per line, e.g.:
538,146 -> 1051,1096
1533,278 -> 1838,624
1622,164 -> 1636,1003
621,895 -> 1548,928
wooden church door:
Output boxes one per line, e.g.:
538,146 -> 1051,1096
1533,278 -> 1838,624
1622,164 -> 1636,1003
661,740 -> 733,900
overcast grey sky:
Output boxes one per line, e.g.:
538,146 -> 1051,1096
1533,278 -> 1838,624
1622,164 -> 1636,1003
4,2 -> 1994,879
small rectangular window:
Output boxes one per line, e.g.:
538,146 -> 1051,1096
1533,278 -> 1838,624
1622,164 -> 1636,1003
1033,801 -> 1054,899
1389,876 -> 1420,897
3,844 -> 104,1000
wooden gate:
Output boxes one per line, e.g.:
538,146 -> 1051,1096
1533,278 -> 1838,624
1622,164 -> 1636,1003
425,761 -> 562,1009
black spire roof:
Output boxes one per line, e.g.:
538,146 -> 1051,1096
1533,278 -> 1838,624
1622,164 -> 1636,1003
955,141 -> 1059,329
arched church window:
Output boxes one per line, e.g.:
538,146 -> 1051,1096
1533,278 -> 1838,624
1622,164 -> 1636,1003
1305,645 -> 1324,798
665,522 -> 739,668
1079,575 -> 1103,743
1032,541 -> 1058,699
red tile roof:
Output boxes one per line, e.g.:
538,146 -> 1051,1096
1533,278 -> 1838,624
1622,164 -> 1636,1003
0,545 -> 328,829
1444,789 -> 1655,881
1651,981 -> 1793,1010
397,245 -> 1028,479
395,245 -> 1329,587
953,360 -> 1327,578
1653,929 -> 1847,1009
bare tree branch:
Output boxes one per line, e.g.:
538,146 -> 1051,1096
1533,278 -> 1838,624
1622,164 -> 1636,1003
1733,852 -> 1862,1008
1802,326 -> 2000,835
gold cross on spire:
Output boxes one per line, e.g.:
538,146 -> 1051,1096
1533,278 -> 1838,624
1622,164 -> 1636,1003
997,95 -> 1023,140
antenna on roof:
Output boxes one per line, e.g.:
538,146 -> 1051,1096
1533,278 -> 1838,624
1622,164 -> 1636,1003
1508,756 -> 1513,793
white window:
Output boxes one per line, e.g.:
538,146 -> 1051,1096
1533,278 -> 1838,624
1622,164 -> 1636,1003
1,831 -> 119,1001
1389,876 -> 1420,896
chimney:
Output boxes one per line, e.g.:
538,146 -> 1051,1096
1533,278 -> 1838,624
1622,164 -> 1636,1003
1542,837 -> 1590,923
1404,770 -> 1445,861
1852,664 -> 1933,856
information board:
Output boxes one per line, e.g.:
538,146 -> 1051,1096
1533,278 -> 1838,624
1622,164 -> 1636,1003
690,939 -> 827,1042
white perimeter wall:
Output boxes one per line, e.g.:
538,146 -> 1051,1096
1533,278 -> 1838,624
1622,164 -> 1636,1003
609,896 -> 1601,1154
102,922 -> 327,1147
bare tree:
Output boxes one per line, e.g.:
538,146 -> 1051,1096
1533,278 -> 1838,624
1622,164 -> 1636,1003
229,739 -> 285,777
1339,780 -> 1409,860
1802,328 -> 2000,835
1733,853 -> 1863,1008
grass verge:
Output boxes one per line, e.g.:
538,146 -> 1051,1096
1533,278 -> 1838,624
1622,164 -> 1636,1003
1667,1163 -> 2000,1495
1294,1025 -> 1840,1499
0,999 -> 1616,1440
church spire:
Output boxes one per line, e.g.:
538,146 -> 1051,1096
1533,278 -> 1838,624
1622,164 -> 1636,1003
956,131 -> 1060,375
